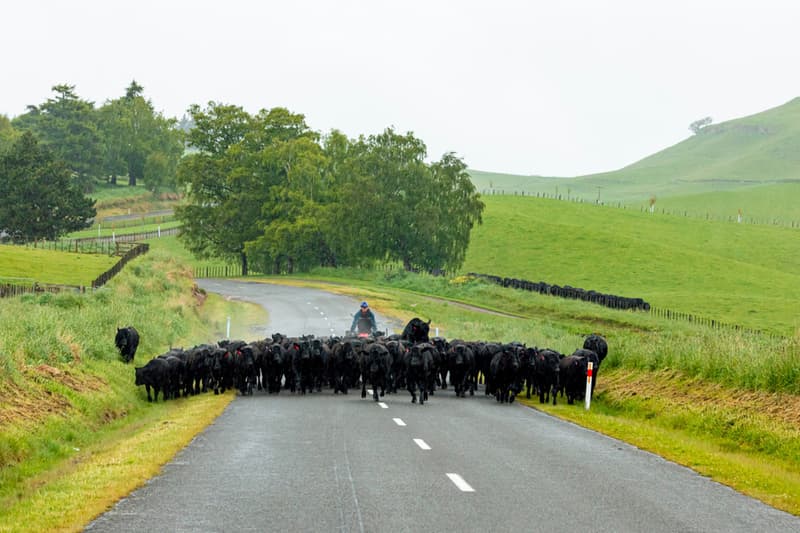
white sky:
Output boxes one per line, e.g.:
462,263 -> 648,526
2,0 -> 798,176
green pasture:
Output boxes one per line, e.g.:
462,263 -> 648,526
66,220 -> 182,239
641,182 -> 800,225
460,195 -> 800,335
0,245 -> 118,286
89,182 -> 153,202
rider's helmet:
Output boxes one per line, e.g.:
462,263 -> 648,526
360,301 -> 369,309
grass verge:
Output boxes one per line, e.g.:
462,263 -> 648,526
0,251 -> 266,532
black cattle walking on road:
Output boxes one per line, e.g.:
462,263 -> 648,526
401,317 -> 431,344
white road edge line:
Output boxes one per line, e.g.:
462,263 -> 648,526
413,438 -> 431,450
446,473 -> 475,492
393,418 -> 406,426
378,402 -> 388,409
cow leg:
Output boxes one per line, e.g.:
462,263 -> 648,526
361,380 -> 367,399
145,384 -> 153,402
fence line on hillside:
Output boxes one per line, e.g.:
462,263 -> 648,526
479,189 -> 800,229
0,281 -> 86,298
91,243 -> 150,288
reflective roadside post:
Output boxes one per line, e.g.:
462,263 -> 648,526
585,362 -> 594,410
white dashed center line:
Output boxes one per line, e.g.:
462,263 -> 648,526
378,402 -> 388,409
392,418 -> 406,426
413,438 -> 431,450
446,473 -> 475,492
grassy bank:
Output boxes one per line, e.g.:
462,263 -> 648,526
0,250 -> 266,532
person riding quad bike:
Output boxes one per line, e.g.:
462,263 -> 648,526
350,301 -> 377,336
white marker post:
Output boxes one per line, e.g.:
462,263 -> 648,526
226,316 -> 231,339
435,327 -> 439,337
585,362 -> 594,410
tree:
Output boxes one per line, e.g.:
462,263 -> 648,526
97,81 -> 184,189
0,115 -> 21,154
327,128 -> 484,273
689,116 -> 713,134
12,84 -> 104,192
0,132 -> 96,242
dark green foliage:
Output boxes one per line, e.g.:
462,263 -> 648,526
177,103 -> 485,275
12,85 -> 103,193
97,81 -> 184,191
0,132 -> 96,242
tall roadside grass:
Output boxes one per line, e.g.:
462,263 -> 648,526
0,249 -> 266,526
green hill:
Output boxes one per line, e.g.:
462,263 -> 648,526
469,97 -> 800,221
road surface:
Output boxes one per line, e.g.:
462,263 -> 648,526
86,280 -> 800,532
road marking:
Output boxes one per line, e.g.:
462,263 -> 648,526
313,306 -> 318,310
393,418 -> 406,426
413,438 -> 431,450
378,402 -> 388,409
446,473 -> 475,492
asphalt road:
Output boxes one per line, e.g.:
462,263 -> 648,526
85,281 -> 800,532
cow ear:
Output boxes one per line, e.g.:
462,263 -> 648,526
426,319 -> 431,325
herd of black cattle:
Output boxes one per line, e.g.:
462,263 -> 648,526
126,319 -> 608,407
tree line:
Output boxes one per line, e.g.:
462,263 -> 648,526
1,84 -> 484,273
176,102 -> 484,274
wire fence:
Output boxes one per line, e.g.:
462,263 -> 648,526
480,189 -> 800,229
91,243 -> 150,288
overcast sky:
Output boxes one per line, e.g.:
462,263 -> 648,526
2,0 -> 798,176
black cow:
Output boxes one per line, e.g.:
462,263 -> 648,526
360,343 -> 391,401
309,338 -> 330,392
532,348 -> 561,405
330,340 -> 359,394
217,339 -> 246,393
404,342 -> 435,404
489,345 -> 521,403
261,343 -> 285,393
401,318 -> 431,344
431,337 -> 450,390
115,326 -> 140,363
134,357 -> 170,402
236,345 -> 258,395
520,346 -> 539,400
583,334 -> 608,364
573,348 -> 600,398
558,353 -> 588,405
156,349 -> 185,400
447,341 -> 476,397
385,339 -> 410,393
